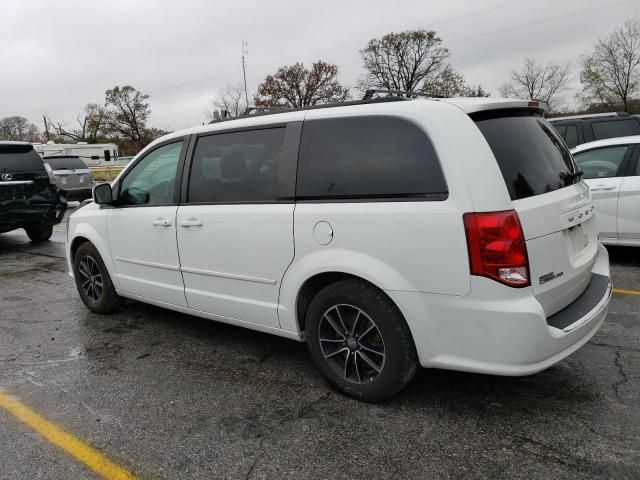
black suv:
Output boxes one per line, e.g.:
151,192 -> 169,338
549,112 -> 640,149
0,142 -> 67,242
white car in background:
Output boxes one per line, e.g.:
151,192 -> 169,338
572,136 -> 640,246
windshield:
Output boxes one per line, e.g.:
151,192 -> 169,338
472,110 -> 581,201
43,156 -> 87,170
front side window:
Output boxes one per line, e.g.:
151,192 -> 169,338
188,128 -> 285,203
573,145 -> 629,179
118,141 -> 183,205
296,116 -> 447,199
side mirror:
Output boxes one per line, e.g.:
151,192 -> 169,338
93,183 -> 113,205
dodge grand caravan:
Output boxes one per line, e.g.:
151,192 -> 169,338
66,96 -> 611,402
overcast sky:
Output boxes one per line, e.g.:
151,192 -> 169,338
1,0 -> 638,133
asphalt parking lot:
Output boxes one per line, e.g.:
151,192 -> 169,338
0,210 -> 639,480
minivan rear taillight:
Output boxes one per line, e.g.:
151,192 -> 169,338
463,210 -> 530,288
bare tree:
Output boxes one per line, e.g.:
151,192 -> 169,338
579,19 -> 640,111
499,58 -> 570,111
45,103 -> 107,143
0,116 -> 41,142
422,67 -> 490,97
359,30 -> 450,94
207,85 -> 249,121
255,61 -> 350,108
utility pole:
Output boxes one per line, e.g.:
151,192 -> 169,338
241,40 -> 249,107
43,114 -> 50,142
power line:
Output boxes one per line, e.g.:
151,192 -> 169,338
312,0 -> 640,78
147,0 -> 531,97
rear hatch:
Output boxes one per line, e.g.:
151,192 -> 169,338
0,144 -> 52,204
473,109 -> 598,316
43,156 -> 91,190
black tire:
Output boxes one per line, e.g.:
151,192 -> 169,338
73,242 -> 121,314
306,279 -> 418,402
25,225 -> 53,242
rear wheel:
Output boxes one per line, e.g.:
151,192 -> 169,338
25,225 -> 53,242
306,279 -> 418,402
73,242 -> 121,314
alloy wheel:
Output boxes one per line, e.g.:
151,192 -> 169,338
78,255 -> 103,304
318,304 -> 386,384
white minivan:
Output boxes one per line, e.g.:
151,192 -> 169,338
67,95 -> 611,401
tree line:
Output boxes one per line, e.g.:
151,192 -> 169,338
2,19 -> 638,152
0,86 -> 165,155
210,18 -> 640,119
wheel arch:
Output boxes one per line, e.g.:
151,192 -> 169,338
67,223 -> 120,290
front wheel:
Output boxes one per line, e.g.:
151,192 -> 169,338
73,242 -> 121,314
306,279 -> 418,402
25,225 -> 53,242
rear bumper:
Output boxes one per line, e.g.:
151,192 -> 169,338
0,190 -> 67,233
388,243 -> 611,376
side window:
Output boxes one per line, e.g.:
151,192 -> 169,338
118,141 -> 183,206
553,125 -> 567,137
564,125 -> 578,149
573,145 -> 629,179
296,116 -> 447,199
188,128 -> 285,203
591,119 -> 640,140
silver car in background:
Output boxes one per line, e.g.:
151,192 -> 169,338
42,155 -> 93,201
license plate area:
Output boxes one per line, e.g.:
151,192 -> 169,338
0,185 -> 26,200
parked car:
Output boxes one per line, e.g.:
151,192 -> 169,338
548,112 -> 640,149
67,96 -> 611,401
1,142 -> 67,242
42,155 -> 93,201
571,136 -> 640,246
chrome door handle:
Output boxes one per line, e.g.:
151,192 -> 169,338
151,218 -> 172,227
590,186 -> 615,191
180,218 -> 203,228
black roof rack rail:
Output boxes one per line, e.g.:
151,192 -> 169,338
362,89 -> 445,100
207,96 -> 408,125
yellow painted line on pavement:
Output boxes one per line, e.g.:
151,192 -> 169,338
0,391 -> 136,480
613,288 -> 640,296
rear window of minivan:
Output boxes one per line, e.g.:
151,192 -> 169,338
0,144 -> 45,172
472,110 -> 580,201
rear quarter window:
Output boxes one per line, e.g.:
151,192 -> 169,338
296,116 -> 447,199
0,145 -> 45,172
473,110 -> 580,201
591,119 -> 640,140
